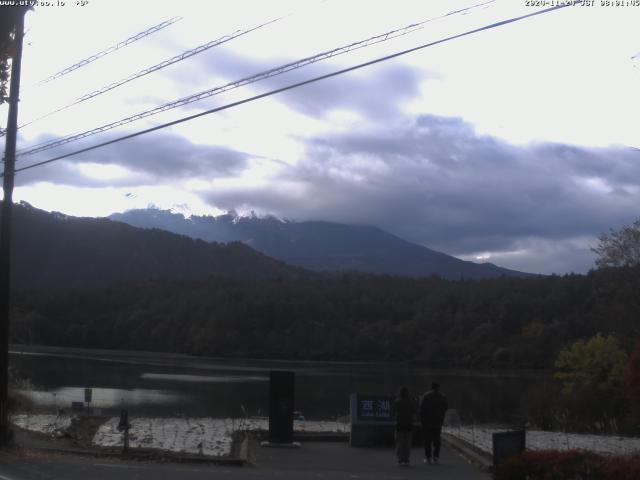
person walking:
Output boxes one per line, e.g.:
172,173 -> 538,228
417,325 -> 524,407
394,386 -> 416,466
420,382 -> 448,465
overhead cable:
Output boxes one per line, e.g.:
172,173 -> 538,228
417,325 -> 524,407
12,3 -> 577,175
16,15 -> 286,132
38,16 -> 182,84
16,0 -> 496,158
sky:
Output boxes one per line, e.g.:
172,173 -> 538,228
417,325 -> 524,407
2,0 -> 639,275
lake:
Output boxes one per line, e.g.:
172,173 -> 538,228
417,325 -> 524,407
10,345 -> 552,423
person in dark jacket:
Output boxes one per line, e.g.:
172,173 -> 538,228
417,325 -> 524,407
394,386 -> 416,465
419,382 -> 448,464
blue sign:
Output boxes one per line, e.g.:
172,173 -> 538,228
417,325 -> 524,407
353,394 -> 394,423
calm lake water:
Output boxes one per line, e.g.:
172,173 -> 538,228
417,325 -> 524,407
10,345 -> 552,423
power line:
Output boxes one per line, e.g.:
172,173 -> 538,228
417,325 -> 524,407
15,0 -> 496,159
15,15 -> 287,133
15,27 -> 423,156
12,3 -> 575,175
37,16 -> 182,84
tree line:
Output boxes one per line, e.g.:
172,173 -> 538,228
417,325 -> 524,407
9,265 -> 640,369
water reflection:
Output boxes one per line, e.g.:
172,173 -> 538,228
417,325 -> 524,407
19,387 -> 183,409
141,373 -> 268,383
10,346 -> 553,421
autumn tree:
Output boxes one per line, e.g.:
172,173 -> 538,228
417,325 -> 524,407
592,218 -> 640,268
625,338 -> 640,420
554,333 -> 628,430
1,5 -> 30,137
1,6 -> 29,104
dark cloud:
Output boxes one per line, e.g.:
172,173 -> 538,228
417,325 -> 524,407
274,61 -> 422,119
15,131 -> 249,187
169,46 -> 425,120
203,114 -> 640,274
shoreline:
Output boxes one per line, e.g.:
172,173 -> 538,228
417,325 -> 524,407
9,344 -> 552,376
11,413 -> 640,462
11,413 -> 349,460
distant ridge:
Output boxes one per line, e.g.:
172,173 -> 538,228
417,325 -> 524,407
110,208 -> 533,280
9,202 -> 302,290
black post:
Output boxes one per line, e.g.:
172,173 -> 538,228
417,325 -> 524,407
124,426 -> 129,453
0,8 -> 26,448
118,409 -> 130,453
268,371 -> 294,444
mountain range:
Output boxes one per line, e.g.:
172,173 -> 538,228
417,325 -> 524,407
109,208 -> 531,280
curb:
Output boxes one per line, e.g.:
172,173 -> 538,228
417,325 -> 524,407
442,433 -> 493,472
294,433 -> 349,442
250,431 -> 349,443
16,443 -> 249,466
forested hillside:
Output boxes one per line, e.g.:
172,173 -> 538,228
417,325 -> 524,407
9,202 -> 304,289
11,266 -> 640,368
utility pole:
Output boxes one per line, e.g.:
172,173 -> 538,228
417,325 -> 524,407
0,7 -> 26,448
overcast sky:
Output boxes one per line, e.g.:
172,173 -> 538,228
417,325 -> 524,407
3,0 -> 639,274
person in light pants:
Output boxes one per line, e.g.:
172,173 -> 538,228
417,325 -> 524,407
394,386 -> 416,466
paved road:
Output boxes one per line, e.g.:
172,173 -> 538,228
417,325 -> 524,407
0,443 -> 491,480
